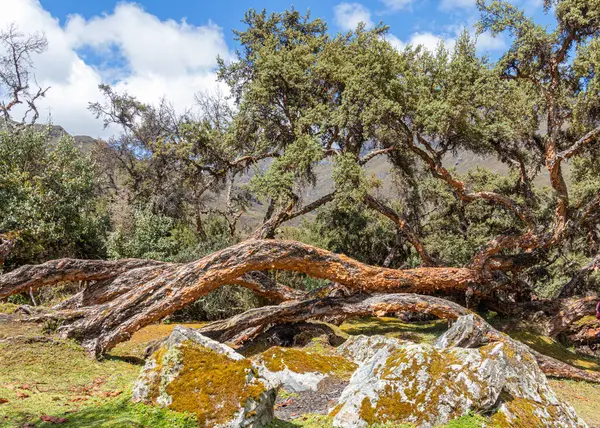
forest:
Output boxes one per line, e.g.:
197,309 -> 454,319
1,0 -> 600,426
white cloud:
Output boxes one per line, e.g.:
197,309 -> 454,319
380,0 -> 415,11
386,26 -> 506,55
439,0 -> 476,10
475,32 -> 507,51
0,0 -> 231,138
408,32 -> 456,52
334,3 -> 373,32
385,34 -> 406,50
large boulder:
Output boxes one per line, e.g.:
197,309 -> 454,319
255,346 -> 357,393
132,326 -> 276,428
332,315 -> 586,428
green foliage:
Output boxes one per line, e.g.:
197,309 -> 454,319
106,208 -> 234,263
0,127 -> 107,268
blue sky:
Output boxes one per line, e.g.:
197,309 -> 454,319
0,0 -> 551,137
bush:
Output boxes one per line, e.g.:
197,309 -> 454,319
0,127 -> 108,270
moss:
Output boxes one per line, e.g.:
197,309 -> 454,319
491,396 -> 546,428
259,346 -> 357,379
148,341 -> 267,426
574,315 -> 598,327
0,303 -> 19,314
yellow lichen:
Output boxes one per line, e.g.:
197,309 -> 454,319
259,346 -> 357,379
491,396 -> 547,428
359,346 -> 491,425
148,341 -> 267,426
329,403 -> 343,417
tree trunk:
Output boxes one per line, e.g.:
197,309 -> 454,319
197,293 -> 473,344
0,258 -> 167,299
41,239 -> 478,357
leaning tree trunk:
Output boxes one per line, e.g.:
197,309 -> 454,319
18,239 -> 478,357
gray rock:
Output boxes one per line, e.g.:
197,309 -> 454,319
132,326 -> 276,428
254,346 -> 356,393
332,316 -> 587,428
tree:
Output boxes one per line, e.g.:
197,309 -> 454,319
3,1 -> 600,370
0,128 -> 107,270
0,24 -> 49,127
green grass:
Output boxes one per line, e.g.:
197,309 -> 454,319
509,330 -> 600,372
1,316 -> 600,427
35,396 -> 196,428
0,320 -> 200,427
339,316 -> 448,344
549,379 -> 600,426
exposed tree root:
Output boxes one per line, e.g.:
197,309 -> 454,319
197,293 -> 473,344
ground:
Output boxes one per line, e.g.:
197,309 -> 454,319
1,314 -> 599,427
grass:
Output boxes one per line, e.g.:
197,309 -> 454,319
509,330 -> 600,372
1,316 -> 600,427
339,316 -> 448,344
549,379 -> 600,427
0,321 -> 204,427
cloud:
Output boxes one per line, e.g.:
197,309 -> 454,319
407,32 -> 456,52
334,3 -> 373,32
0,0 -> 231,138
380,0 -> 415,11
475,31 -> 507,51
385,34 -> 406,50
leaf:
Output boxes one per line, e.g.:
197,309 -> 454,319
0,398 -> 8,404
40,415 -> 68,424
15,390 -> 29,399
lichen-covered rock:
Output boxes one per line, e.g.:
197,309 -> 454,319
132,326 -> 276,428
336,335 -> 410,365
255,346 -> 356,393
332,316 -> 587,428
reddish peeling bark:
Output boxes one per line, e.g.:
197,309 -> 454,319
0,258 -> 167,299
47,239 -> 478,356
548,295 -> 600,341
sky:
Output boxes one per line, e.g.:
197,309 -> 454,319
0,0 -> 551,138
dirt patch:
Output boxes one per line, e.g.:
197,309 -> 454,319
274,377 -> 348,421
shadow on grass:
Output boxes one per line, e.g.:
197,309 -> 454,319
103,354 -> 145,366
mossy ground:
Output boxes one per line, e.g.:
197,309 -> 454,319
339,317 -> 448,344
1,315 -> 599,427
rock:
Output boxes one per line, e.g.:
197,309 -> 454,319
336,335 -> 410,365
332,315 -> 587,428
255,346 -> 356,393
132,326 -> 276,428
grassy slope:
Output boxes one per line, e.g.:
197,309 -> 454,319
1,317 -> 599,427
